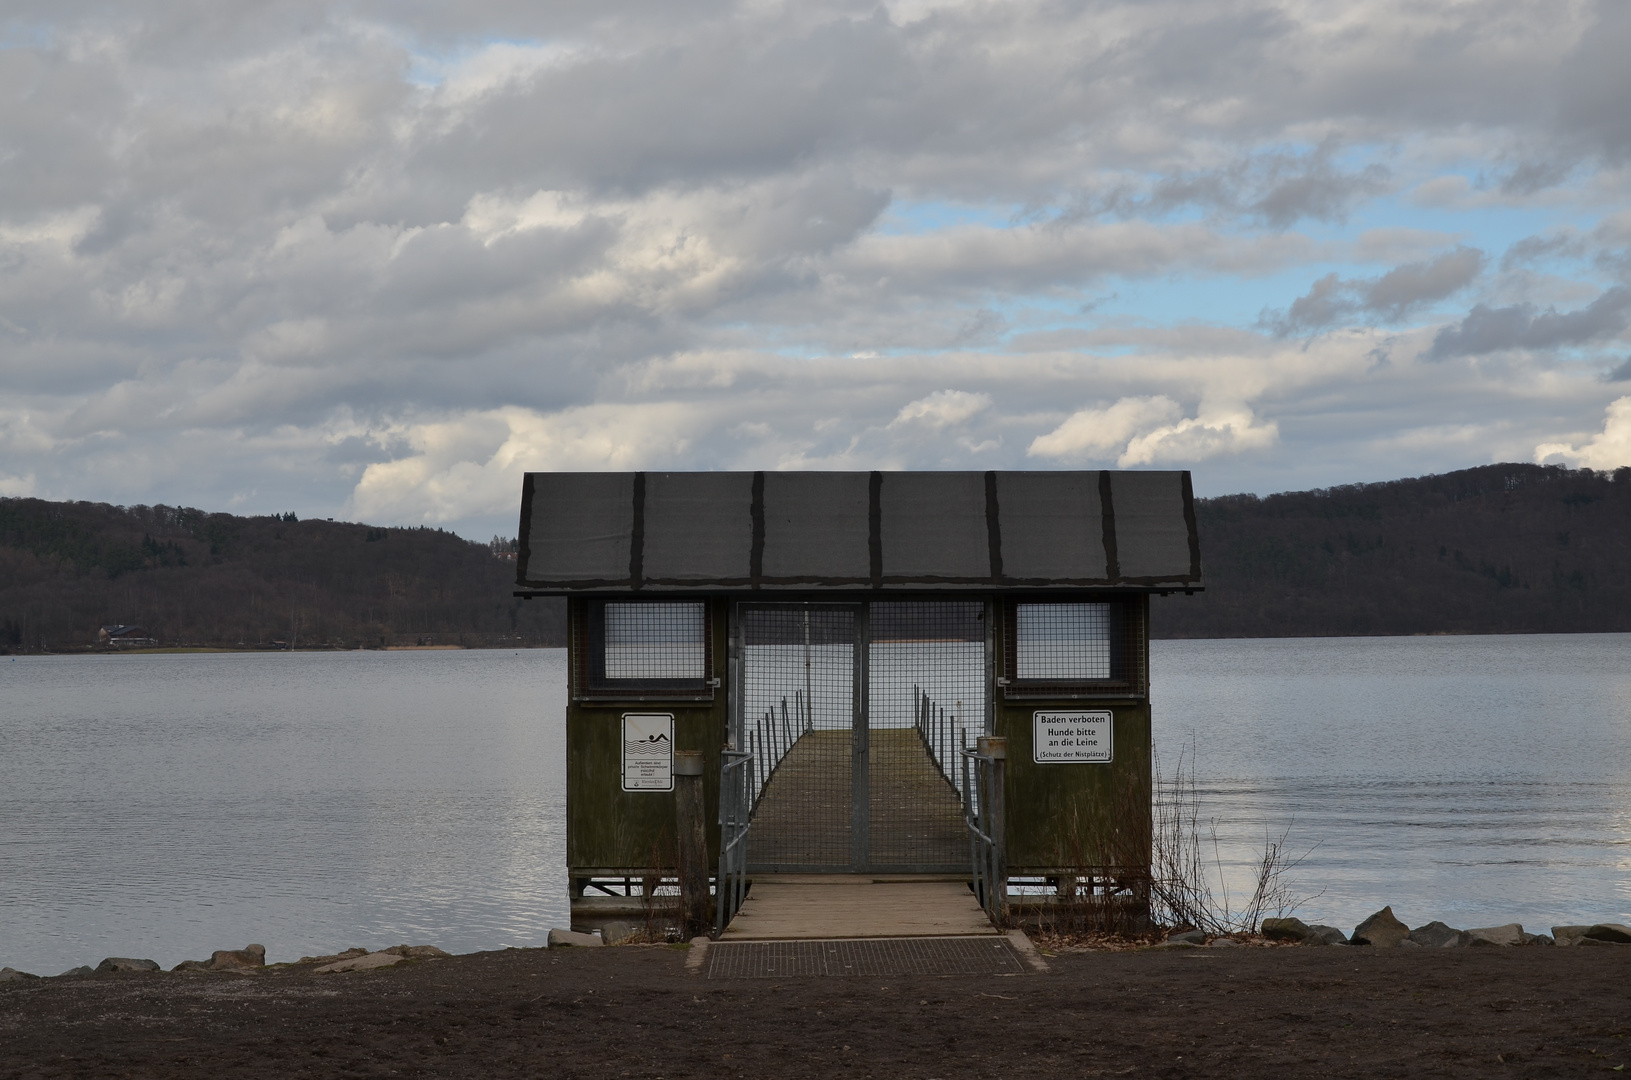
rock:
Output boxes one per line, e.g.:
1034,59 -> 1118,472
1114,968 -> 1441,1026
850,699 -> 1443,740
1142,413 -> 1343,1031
95,957 -> 160,973
1166,929 -> 1207,946
56,966 -> 94,977
1352,907 -> 1410,948
548,928 -> 604,948
1306,925 -> 1349,946
383,945 -> 451,960
314,951 -> 404,973
601,921 -> 635,945
1207,937 -> 1240,947
1521,932 -> 1553,946
210,945 -> 265,970
1150,940 -> 1199,949
1577,935 -> 1630,947
1399,939 -> 1421,947
299,948 -> 368,965
1552,925 -> 1591,946
1261,917 -> 1312,942
1408,921 -> 1466,948
1584,923 -> 1631,944
0,967 -> 40,981
1464,923 -> 1524,947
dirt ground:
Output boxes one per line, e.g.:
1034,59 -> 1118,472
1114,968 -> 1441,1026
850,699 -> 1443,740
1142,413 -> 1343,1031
1,942 -> 1628,1079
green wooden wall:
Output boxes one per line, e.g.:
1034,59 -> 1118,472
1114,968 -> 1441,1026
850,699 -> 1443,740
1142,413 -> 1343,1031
565,598 -> 728,876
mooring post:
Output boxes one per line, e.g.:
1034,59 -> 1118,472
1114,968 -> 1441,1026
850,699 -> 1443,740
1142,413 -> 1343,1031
977,735 -> 1008,919
673,750 -> 710,936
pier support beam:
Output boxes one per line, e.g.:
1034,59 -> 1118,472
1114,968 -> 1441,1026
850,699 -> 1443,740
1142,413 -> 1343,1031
674,750 -> 711,935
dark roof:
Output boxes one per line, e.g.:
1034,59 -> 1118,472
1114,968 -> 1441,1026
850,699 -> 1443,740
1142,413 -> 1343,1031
516,471 -> 1201,593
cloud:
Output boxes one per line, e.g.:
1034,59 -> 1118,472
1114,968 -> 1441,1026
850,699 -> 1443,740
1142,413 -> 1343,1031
4,1 -> 1631,536
1266,247 -> 1485,335
1027,397 -> 1277,467
1535,396 -> 1631,469
1604,357 -> 1631,381
888,389 -> 992,429
1429,286 -> 1631,358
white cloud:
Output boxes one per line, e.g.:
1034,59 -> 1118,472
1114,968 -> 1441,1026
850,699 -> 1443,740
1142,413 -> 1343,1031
1534,396 -> 1631,470
889,389 -> 992,429
1027,396 -> 1184,461
1029,396 -> 1278,467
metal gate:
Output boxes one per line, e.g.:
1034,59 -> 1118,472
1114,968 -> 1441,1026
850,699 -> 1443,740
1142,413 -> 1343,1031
735,601 -> 988,873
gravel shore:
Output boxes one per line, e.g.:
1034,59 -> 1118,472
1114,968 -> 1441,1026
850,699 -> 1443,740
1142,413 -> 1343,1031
2,941 -> 1627,1078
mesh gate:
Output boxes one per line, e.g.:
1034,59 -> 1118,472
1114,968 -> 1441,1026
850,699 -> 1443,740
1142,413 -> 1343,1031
739,601 -> 987,873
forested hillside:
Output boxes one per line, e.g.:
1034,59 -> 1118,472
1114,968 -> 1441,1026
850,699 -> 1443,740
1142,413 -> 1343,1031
0,500 -> 564,652
5,462 -> 1628,651
1151,464 -> 1631,638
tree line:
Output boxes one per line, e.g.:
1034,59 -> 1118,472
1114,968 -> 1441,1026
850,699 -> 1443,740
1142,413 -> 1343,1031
0,499 -> 564,651
1151,463 -> 1631,638
5,461 -> 1629,651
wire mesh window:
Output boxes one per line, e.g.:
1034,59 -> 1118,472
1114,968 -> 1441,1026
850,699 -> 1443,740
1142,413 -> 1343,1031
1004,599 -> 1145,697
575,600 -> 712,698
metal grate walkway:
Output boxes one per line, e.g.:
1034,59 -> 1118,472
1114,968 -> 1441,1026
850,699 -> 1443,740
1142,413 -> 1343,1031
706,936 -> 1025,978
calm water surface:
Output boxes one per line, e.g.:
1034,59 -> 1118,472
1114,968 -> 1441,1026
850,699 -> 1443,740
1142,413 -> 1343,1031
2,636 -> 1628,973
0,650 -> 566,974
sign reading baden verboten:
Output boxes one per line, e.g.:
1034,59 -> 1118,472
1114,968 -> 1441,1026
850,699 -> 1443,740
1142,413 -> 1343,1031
1033,711 -> 1113,763
621,713 -> 675,791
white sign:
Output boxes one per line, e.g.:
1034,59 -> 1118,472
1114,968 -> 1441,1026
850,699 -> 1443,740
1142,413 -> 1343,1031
1033,711 -> 1113,763
622,713 -> 675,791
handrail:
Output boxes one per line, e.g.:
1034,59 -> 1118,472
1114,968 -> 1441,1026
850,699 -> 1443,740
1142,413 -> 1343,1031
715,748 -> 754,935
960,743 -> 1007,923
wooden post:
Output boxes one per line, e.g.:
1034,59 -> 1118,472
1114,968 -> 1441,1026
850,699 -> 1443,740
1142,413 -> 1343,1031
978,735 -> 1008,919
673,750 -> 710,936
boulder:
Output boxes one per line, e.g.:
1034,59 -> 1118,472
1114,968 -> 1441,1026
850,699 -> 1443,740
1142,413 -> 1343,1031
383,945 -> 451,960
56,966 -> 94,977
1306,925 -> 1350,946
1577,935 -> 1630,947
601,921 -> 635,945
1521,932 -> 1553,946
1464,923 -> 1524,947
1261,917 -> 1312,942
1352,907 -> 1410,948
0,967 -> 40,981
1207,937 -> 1240,948
314,951 -> 404,973
299,948 -> 368,965
1584,923 -> 1631,944
1408,921 -> 1466,948
95,957 -> 160,973
210,945 -> 265,970
548,928 -> 604,948
1551,925 -> 1591,946
1166,929 -> 1207,946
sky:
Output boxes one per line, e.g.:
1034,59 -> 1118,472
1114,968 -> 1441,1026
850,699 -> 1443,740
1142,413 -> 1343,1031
4,1 -> 1631,543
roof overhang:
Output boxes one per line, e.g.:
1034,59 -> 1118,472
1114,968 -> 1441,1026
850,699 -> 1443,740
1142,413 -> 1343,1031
514,470 -> 1203,595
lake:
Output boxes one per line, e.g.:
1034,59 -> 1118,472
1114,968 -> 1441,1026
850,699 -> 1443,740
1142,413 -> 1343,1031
2,636 -> 1628,973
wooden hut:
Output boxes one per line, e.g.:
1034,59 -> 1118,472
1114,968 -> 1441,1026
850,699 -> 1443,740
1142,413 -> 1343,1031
515,470 -> 1202,935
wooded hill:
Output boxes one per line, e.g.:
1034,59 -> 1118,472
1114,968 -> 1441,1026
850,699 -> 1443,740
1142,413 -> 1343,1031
0,499 -> 564,652
1151,463 -> 1631,638
4,462 -> 1628,651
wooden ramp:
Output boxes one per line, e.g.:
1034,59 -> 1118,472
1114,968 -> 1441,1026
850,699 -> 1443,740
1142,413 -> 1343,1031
749,729 -> 968,871
719,876 -> 996,940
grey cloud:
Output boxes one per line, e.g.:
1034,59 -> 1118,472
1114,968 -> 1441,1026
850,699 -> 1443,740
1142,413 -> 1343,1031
1266,247 -> 1485,336
1429,286 -> 1631,358
1604,357 -> 1631,382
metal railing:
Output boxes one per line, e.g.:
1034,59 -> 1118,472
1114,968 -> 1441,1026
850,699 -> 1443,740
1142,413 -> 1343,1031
960,738 -> 1007,924
913,685 -> 973,802
715,748 -> 754,934
745,690 -> 808,811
